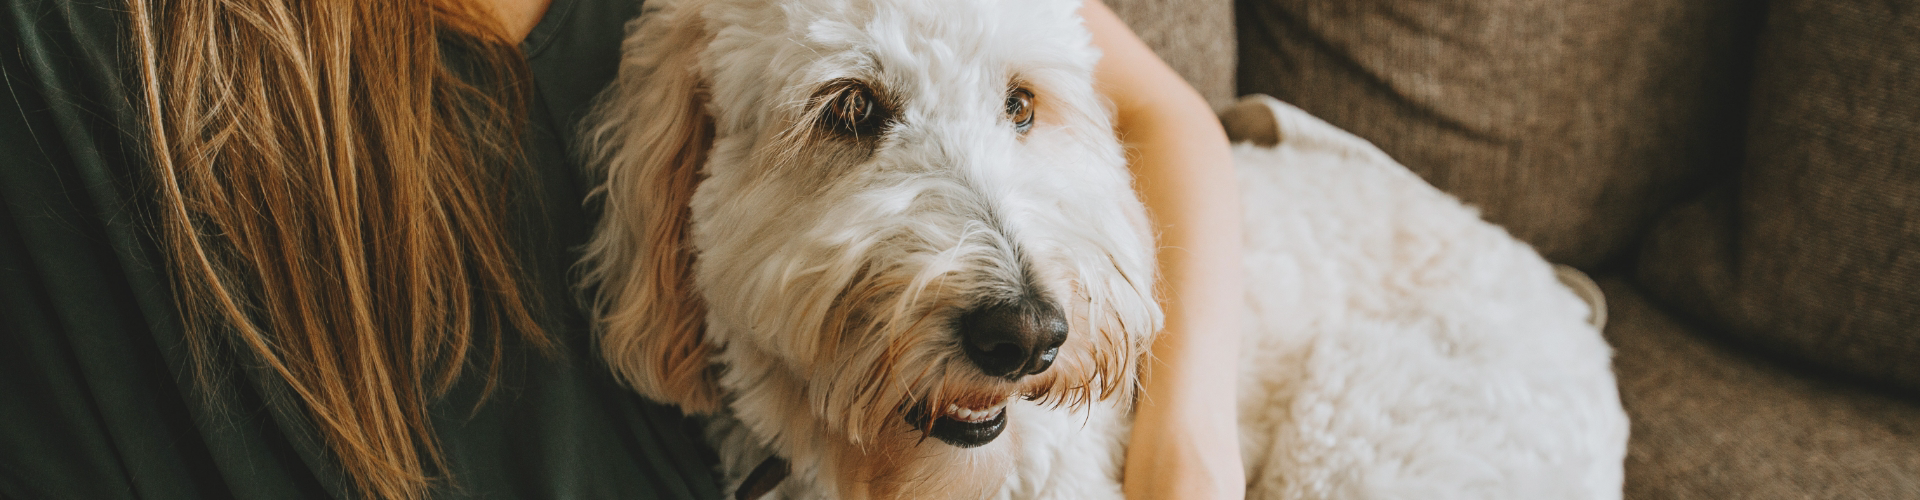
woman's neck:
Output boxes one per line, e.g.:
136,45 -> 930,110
480,0 -> 552,42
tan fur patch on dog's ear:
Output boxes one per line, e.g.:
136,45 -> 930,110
582,1 -> 722,414
634,96 -> 719,413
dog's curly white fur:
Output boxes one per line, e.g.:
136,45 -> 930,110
580,1 -> 1629,498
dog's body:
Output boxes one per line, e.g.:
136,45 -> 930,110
580,1 -> 1628,498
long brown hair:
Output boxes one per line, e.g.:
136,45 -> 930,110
125,1 -> 547,498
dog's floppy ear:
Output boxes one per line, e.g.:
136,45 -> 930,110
580,1 -> 722,414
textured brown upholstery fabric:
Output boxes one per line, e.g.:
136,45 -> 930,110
1635,0 -> 1920,396
1601,278 -> 1920,499
1103,0 -> 1237,108
1235,0 -> 1764,268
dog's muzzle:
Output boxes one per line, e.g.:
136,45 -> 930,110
900,298 -> 1066,448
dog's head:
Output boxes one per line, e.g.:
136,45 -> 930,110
583,0 -> 1161,495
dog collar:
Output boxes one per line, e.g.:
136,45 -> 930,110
735,455 -> 791,500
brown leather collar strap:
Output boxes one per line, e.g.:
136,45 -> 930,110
735,455 -> 791,500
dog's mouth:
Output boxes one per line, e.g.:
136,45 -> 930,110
904,400 -> 1010,448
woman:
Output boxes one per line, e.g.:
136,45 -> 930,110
0,0 -> 1241,498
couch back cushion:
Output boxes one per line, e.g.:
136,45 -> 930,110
1105,0 -> 1237,109
1235,0 -> 1763,268
1636,0 -> 1920,395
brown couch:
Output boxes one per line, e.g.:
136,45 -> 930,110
1109,0 -> 1920,497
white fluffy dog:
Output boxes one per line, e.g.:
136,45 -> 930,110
579,1 -> 1629,499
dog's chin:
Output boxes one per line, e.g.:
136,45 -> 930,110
905,400 -> 1011,448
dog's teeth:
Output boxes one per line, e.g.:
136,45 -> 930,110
941,402 -> 1008,423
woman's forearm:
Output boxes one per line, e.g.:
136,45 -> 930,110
1082,2 -> 1246,499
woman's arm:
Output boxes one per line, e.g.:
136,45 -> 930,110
1081,2 -> 1247,499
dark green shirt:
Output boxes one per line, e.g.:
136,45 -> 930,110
0,0 -> 722,497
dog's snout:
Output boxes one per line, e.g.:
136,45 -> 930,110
957,301 -> 1068,379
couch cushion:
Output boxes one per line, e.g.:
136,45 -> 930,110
1234,0 -> 1764,268
1635,0 -> 1920,396
1600,277 -> 1920,499
1104,0 -> 1236,109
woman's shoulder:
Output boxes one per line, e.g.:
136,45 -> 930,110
523,0 -> 647,132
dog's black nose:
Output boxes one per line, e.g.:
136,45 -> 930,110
957,301 -> 1068,379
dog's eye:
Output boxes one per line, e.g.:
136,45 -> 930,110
1005,87 -> 1035,135
819,81 -> 889,138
